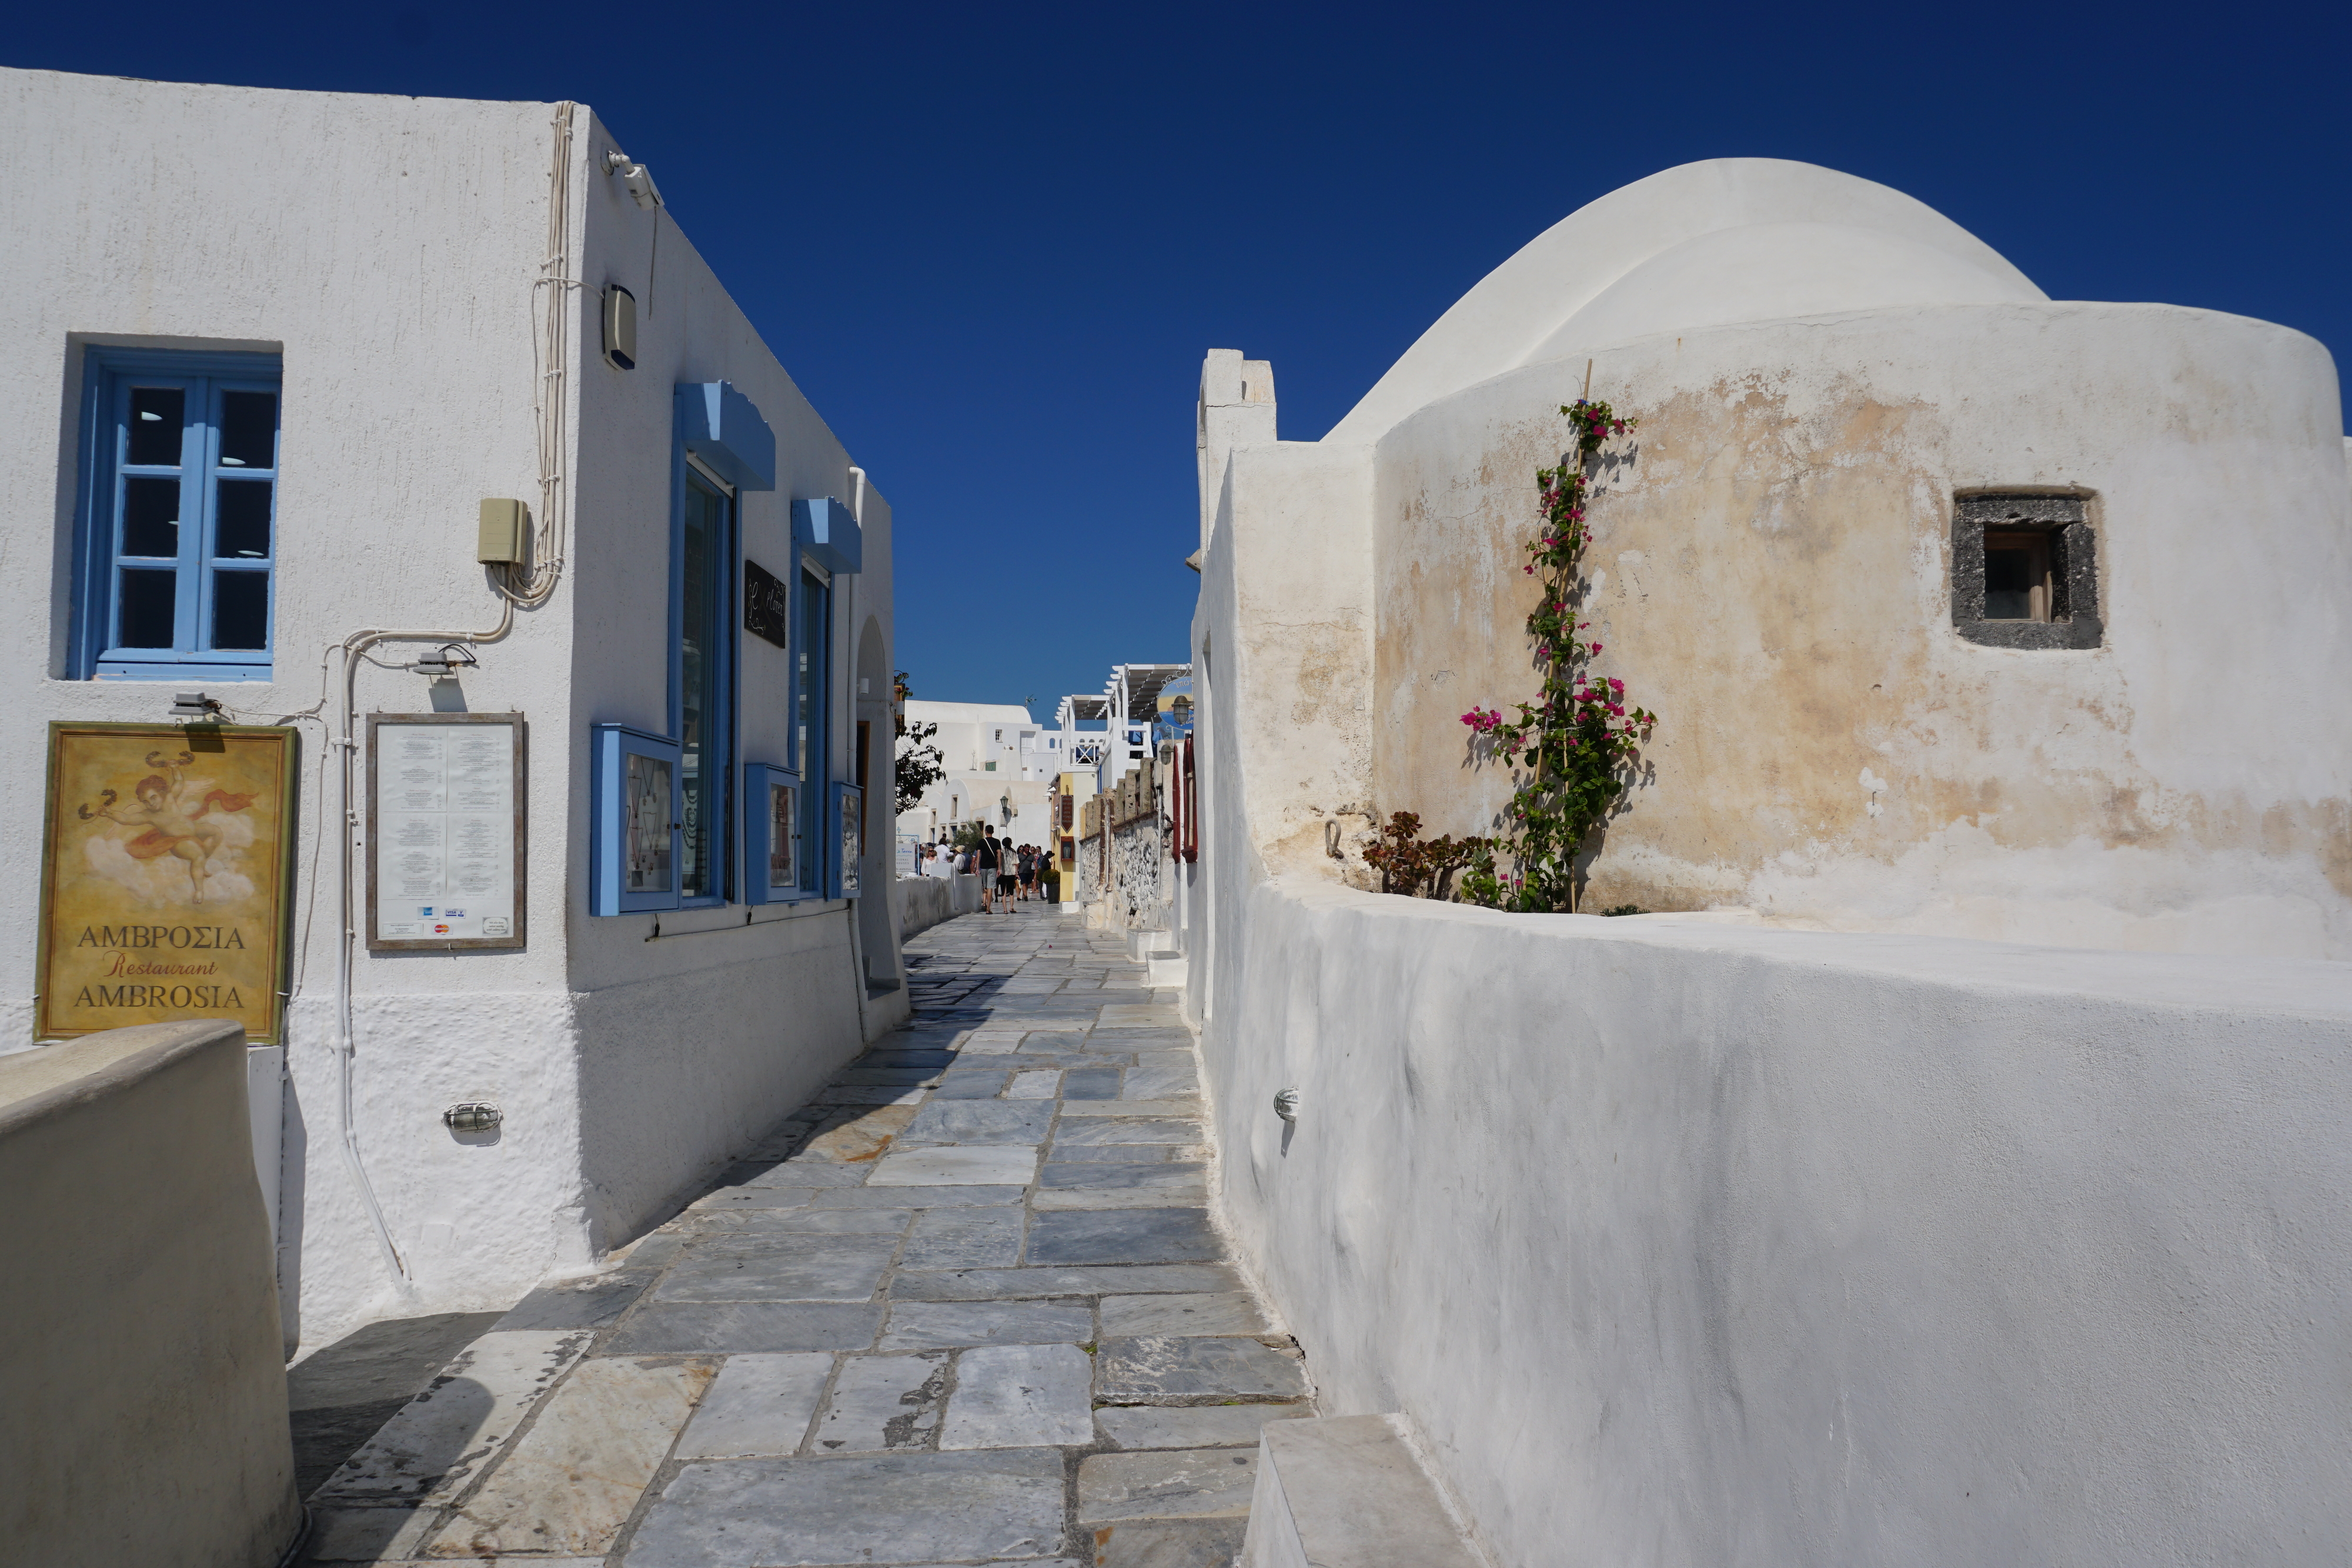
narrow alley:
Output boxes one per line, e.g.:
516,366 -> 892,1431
300,909 -> 1307,1567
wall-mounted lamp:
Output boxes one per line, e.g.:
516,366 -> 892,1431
410,645 -> 480,677
443,1102 -> 503,1134
604,149 -> 663,210
169,691 -> 222,719
1273,1087 -> 1301,1124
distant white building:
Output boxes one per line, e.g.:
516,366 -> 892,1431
898,698 -> 1060,847
1,69 -> 904,1345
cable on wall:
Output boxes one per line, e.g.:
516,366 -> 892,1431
507,99 -> 580,609
316,101 -> 582,1286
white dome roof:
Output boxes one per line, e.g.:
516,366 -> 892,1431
1327,159 -> 2044,443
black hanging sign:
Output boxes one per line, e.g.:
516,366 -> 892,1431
744,558 -> 790,648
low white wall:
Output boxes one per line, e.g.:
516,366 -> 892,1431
0,1019 -> 299,1567
898,874 -> 982,938
1201,881 -> 2352,1565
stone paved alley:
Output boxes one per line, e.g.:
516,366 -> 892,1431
298,910 -> 1305,1567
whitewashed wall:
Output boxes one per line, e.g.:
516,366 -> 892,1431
1191,434 -> 2352,1564
0,70 -> 899,1345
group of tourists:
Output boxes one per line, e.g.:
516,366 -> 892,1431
916,830 -> 1060,912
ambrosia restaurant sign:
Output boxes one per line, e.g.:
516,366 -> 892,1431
36,723 -> 297,1042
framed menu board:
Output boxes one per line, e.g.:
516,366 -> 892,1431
366,713 -> 526,951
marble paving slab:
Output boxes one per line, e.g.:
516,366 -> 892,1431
671,1352 -> 834,1460
1024,1208 -> 1222,1266
901,1101 -> 1057,1144
602,1302 -> 881,1355
878,1298 -> 1095,1351
626,1449 -> 1069,1567
1077,1446 -> 1261,1521
312,1329 -> 591,1505
888,1263 -> 1242,1302
810,1351 -> 950,1453
425,1353 -> 713,1557
1098,1292 -> 1272,1338
940,1343 -> 1095,1449
1094,1402 -> 1311,1450
654,1233 -> 898,1303
898,1208 -> 1026,1269
866,1145 -> 1041,1186
1095,1336 -> 1310,1402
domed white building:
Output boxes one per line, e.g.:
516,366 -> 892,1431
1172,161 -> 2352,1568
1203,157 -> 2352,957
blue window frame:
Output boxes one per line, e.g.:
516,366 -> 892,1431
669,383 -> 775,908
589,724 -> 682,915
793,564 -> 832,895
830,781 -> 864,900
742,763 -> 808,904
73,349 -> 281,680
676,463 -> 736,904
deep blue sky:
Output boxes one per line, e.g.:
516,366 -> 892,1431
15,2 -> 2346,720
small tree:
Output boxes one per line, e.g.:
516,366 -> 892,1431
893,670 -> 946,817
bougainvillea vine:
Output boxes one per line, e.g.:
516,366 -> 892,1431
1454,399 -> 1656,912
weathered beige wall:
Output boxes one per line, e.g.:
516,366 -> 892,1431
0,1021 -> 300,1567
1374,302 -> 2352,955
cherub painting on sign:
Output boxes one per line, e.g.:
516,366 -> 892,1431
77,749 -> 259,907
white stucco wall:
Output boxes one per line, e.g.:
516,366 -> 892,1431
1197,879 -> 2352,1566
1190,436 -> 2352,1563
1,71 -> 901,1344
1370,301 -> 2352,955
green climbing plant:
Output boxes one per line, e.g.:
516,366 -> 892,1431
1455,399 -> 1657,912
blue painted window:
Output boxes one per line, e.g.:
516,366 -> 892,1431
794,566 -> 831,895
676,466 -> 734,903
589,724 -> 683,915
742,763 -> 804,904
830,781 -> 863,899
74,350 -> 282,680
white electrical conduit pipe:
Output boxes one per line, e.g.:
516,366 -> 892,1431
328,101 -> 579,1283
330,608 -> 514,1282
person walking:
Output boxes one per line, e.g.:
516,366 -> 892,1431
975,828 -> 1001,912
992,831 -> 1018,911
1017,843 -> 1037,902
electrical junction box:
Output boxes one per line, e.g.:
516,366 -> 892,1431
603,284 -> 637,370
477,499 -> 529,565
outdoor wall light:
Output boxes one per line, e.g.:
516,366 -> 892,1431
169,691 -> 222,718
443,1102 -> 503,1134
1273,1087 -> 1301,1124
604,149 -> 663,210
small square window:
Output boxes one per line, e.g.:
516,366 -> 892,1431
1952,495 -> 2101,650
74,349 -> 280,680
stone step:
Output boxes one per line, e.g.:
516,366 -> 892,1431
1124,928 -> 1168,961
1242,1414 -> 1482,1568
1146,952 -> 1188,989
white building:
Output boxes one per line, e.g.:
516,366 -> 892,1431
1183,160 -> 2352,1563
1057,664 -> 1188,793
2,69 -> 905,1344
897,698 -> 1060,847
